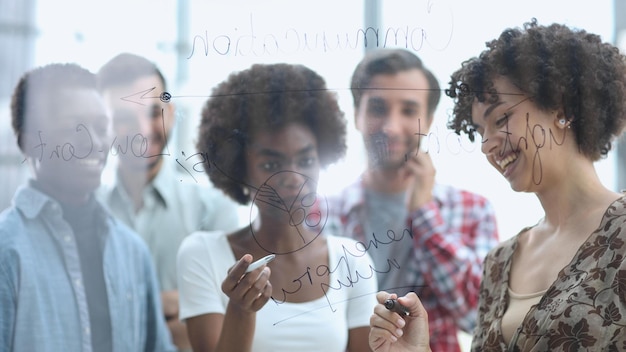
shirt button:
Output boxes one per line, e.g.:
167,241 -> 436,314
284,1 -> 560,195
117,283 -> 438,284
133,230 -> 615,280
75,279 -> 82,287
64,235 -> 72,242
85,327 -> 90,335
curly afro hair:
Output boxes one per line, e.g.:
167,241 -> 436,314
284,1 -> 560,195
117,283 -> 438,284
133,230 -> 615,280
446,18 -> 626,161
197,63 -> 347,205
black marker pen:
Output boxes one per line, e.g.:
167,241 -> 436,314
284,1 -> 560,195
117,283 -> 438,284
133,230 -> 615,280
384,298 -> 410,316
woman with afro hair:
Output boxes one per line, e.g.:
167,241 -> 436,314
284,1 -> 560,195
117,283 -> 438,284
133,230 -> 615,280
176,63 -> 377,352
369,19 -> 626,352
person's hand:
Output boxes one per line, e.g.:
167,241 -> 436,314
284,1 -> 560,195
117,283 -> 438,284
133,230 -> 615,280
403,151 -> 436,212
221,254 -> 272,313
369,291 -> 431,352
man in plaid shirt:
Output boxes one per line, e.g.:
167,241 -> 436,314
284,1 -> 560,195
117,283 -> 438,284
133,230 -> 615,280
325,48 -> 499,352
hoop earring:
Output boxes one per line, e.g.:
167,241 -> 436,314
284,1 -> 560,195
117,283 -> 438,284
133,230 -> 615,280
559,118 -> 567,125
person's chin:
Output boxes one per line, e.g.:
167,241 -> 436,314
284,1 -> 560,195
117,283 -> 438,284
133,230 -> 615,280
373,155 -> 405,170
120,154 -> 162,172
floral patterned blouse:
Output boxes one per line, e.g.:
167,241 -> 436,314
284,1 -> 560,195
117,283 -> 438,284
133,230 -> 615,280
472,196 -> 626,351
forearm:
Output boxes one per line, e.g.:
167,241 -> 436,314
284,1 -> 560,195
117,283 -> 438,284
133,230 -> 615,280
167,318 -> 191,350
215,303 -> 256,352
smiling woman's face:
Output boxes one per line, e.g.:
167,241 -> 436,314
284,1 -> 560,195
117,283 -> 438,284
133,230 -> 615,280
471,76 -> 571,193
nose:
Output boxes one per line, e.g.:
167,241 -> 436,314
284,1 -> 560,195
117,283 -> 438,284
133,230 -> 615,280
277,169 -> 307,190
382,113 -> 402,136
480,128 -> 498,156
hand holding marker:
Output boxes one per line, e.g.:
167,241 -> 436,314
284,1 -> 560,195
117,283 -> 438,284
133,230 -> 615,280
245,254 -> 276,273
384,298 -> 410,316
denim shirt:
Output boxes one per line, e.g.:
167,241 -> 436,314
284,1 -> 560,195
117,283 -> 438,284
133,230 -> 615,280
0,184 -> 175,352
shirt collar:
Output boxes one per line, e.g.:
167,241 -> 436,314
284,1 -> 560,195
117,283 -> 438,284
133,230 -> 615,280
13,181 -> 56,219
15,180 -> 109,221
109,159 -> 177,209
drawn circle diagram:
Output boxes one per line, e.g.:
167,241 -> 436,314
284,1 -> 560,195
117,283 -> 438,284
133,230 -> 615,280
249,170 -> 328,255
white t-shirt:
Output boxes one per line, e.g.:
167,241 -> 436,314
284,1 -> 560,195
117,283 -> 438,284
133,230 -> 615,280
177,231 -> 378,352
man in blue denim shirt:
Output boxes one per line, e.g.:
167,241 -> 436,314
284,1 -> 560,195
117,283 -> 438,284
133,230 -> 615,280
0,63 -> 174,351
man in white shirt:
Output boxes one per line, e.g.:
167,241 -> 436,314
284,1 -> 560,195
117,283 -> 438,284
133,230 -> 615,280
96,53 -> 240,351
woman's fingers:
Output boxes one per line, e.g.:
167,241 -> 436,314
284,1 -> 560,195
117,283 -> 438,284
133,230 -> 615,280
369,291 -> 432,352
222,255 -> 273,312
250,268 -> 273,311
371,302 -> 406,338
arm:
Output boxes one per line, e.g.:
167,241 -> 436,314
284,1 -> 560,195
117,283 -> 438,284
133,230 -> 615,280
369,291 -> 431,352
161,290 -> 191,350
348,327 -> 371,352
409,193 -> 498,332
178,241 -> 272,352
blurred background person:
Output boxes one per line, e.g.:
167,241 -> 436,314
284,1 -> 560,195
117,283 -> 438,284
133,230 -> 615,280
0,62 -> 174,352
96,53 -> 240,351
326,48 -> 499,352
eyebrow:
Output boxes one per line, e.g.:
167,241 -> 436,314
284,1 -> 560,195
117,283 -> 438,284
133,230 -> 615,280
482,101 -> 504,119
256,144 -> 316,158
401,99 -> 419,109
367,96 -> 420,108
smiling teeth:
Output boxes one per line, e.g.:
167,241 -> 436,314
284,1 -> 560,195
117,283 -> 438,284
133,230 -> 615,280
497,153 -> 518,170
77,158 -> 100,166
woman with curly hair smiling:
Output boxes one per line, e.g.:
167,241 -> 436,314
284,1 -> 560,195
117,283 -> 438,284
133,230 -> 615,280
369,19 -> 626,352
176,63 -> 377,352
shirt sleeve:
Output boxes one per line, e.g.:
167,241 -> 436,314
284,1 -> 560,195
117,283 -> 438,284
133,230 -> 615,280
471,255 -> 492,350
330,236 -> 379,329
177,232 -> 229,320
409,193 -> 499,333
141,243 -> 176,352
346,251 -> 378,329
0,259 -> 16,352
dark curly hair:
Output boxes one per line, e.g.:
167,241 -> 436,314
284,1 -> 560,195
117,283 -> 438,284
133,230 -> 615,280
351,48 -> 441,118
197,63 -> 347,205
11,63 -> 97,153
446,18 -> 626,160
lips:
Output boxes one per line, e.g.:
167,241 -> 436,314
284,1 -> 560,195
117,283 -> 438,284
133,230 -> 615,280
75,158 -> 102,167
495,152 -> 519,177
72,157 -> 106,175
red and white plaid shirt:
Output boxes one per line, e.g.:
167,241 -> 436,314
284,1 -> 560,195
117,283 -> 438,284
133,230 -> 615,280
323,179 -> 499,352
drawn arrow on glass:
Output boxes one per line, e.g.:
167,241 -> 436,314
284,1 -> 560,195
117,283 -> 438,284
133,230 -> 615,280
119,86 -> 448,106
